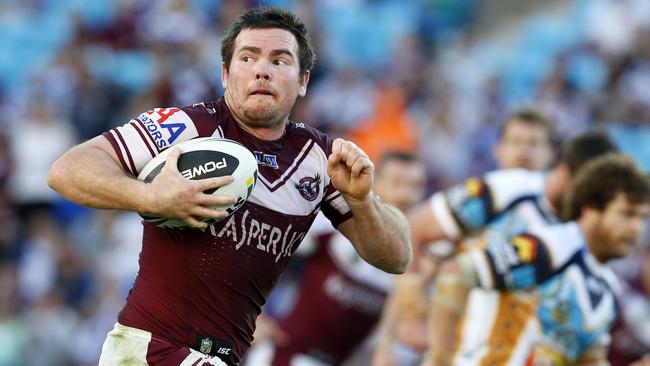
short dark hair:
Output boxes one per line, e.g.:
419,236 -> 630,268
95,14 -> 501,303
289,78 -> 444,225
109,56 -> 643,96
499,109 -> 555,142
565,153 -> 650,220
220,7 -> 315,76
559,131 -> 618,174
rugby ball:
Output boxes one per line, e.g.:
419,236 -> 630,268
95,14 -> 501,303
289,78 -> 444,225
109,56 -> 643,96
137,137 -> 258,228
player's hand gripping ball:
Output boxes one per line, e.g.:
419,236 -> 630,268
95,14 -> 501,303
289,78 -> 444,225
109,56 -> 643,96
137,137 -> 258,228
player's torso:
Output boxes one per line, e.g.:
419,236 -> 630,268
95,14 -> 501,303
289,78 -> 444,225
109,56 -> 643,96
453,170 -> 559,366
116,100 -> 348,364
535,251 -> 618,363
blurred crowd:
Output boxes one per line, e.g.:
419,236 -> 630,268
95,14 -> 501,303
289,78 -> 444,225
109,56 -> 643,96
1,0 -> 650,365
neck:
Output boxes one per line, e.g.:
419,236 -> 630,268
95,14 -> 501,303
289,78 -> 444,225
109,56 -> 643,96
224,94 -> 287,141
236,118 -> 286,140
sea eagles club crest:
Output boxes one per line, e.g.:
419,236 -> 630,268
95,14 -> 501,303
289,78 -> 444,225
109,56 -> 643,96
296,173 -> 321,201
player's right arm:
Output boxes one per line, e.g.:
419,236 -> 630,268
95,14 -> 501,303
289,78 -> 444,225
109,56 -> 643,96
48,113 -> 237,229
48,136 -> 234,228
410,170 -> 545,266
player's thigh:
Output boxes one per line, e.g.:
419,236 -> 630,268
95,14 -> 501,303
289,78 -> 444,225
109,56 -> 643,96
99,322 -> 226,366
99,323 -> 150,366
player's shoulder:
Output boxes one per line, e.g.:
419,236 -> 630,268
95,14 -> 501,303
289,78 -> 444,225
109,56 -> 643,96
528,221 -> 583,246
287,119 -> 333,153
483,168 -> 546,205
484,168 -> 546,190
180,100 -> 223,119
524,221 -> 586,267
133,107 -> 198,150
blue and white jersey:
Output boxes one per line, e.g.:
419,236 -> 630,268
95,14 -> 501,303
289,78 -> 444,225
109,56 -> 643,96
470,222 -> 619,365
429,169 -> 564,365
536,248 -> 620,362
430,168 -> 558,241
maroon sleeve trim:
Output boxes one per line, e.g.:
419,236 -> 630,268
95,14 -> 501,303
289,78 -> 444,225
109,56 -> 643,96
102,131 -> 132,175
114,129 -> 138,175
130,120 -> 157,157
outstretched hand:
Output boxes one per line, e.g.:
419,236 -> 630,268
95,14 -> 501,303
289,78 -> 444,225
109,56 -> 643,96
145,147 -> 237,229
327,138 -> 374,201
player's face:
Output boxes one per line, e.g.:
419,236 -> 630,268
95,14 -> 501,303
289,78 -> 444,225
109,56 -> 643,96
222,28 -> 309,130
494,120 -> 553,171
374,160 -> 426,212
591,193 -> 650,261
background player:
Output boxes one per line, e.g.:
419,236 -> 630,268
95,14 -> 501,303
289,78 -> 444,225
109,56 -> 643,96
47,7 -> 411,366
373,131 -> 616,365
493,109 -> 555,171
423,153 -> 650,365
244,151 -> 425,366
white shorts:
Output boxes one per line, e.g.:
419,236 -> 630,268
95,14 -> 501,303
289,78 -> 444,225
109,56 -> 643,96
98,322 -> 227,366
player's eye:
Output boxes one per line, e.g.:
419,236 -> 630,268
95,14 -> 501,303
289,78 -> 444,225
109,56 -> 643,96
274,59 -> 288,65
242,56 -> 252,62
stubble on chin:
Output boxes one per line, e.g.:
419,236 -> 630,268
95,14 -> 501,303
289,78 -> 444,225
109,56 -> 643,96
241,101 -> 289,129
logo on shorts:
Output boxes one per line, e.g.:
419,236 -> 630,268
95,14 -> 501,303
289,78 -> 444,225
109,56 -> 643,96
199,338 -> 212,354
295,173 -> 321,201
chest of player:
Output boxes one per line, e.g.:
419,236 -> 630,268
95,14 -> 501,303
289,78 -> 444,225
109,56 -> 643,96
536,258 -> 616,359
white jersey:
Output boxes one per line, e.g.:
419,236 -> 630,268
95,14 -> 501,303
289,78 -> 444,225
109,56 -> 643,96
467,222 -> 619,365
429,169 -> 561,365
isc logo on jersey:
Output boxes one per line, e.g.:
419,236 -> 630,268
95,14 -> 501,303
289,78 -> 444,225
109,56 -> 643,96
138,108 -> 189,150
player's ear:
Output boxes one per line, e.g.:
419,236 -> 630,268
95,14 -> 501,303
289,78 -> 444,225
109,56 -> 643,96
221,63 -> 229,90
298,70 -> 310,97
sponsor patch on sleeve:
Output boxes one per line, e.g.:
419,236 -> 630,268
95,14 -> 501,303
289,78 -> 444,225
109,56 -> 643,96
445,177 -> 494,234
485,232 -> 552,290
137,107 -> 196,150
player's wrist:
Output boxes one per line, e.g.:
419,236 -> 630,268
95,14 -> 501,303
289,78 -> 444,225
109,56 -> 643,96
343,190 -> 377,208
136,180 -> 159,215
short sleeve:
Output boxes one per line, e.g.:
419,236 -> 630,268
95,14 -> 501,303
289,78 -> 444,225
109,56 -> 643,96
469,222 -> 585,290
317,134 -> 352,228
102,107 -> 199,176
429,169 -> 546,241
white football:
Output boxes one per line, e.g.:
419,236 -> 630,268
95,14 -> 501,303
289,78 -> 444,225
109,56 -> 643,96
137,137 -> 258,228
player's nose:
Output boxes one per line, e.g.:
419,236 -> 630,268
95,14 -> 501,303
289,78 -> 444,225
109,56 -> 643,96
254,60 -> 271,80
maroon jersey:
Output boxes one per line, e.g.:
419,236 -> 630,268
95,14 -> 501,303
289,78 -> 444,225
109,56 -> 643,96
608,256 -> 650,366
102,98 -> 352,365
273,216 -> 393,365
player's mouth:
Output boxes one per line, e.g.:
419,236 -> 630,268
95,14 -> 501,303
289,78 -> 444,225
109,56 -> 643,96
250,88 -> 274,96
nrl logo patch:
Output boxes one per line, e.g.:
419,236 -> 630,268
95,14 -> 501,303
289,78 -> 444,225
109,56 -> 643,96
254,151 -> 279,169
295,173 -> 321,201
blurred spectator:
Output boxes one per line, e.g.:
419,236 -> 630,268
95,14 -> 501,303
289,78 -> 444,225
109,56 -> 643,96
346,84 -> 419,163
7,102 -> 76,215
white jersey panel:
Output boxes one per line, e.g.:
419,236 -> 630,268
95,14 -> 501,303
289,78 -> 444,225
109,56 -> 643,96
247,140 -> 348,217
429,169 -> 548,241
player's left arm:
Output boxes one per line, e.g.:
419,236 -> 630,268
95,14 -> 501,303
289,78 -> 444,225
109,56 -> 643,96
329,138 -> 411,274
